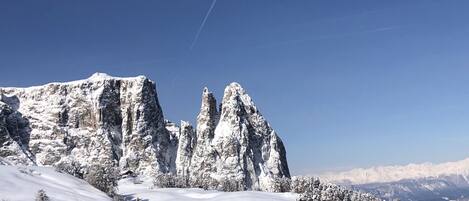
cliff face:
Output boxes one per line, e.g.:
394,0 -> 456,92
0,101 -> 35,165
175,121 -> 196,177
0,73 -> 173,176
0,73 -> 290,191
189,87 -> 219,183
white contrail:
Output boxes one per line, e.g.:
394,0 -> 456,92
190,0 -> 217,50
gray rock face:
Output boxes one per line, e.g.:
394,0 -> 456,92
0,74 -> 291,191
165,120 -> 180,174
175,121 -> 195,177
0,73 -> 172,176
189,88 -> 219,183
0,101 -> 34,165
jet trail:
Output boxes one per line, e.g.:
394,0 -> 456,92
190,0 -> 217,50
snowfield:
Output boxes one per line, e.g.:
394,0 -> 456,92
118,177 -> 299,201
0,165 -> 111,201
0,165 -> 298,201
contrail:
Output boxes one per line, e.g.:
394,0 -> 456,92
190,0 -> 217,50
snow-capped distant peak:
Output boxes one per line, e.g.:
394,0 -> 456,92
318,157 -> 469,185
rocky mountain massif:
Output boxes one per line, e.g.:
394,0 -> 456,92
0,73 -> 290,191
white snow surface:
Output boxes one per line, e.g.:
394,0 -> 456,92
0,164 -> 297,201
318,157 -> 469,185
118,177 -> 298,201
0,165 -> 111,201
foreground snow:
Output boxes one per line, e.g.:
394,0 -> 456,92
0,165 -> 298,201
118,178 -> 299,201
0,165 -> 111,201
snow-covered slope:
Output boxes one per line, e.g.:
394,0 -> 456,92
319,158 -> 469,185
0,165 -> 111,201
118,177 -> 298,201
0,164 -> 297,201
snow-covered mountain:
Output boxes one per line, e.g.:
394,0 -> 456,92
191,83 -> 290,191
319,158 -> 469,201
0,73 -> 290,191
319,158 -> 469,185
355,175 -> 469,201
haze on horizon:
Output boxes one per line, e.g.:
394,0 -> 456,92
1,0 -> 469,175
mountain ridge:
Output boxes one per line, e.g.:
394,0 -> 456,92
318,158 -> 469,200
318,157 -> 469,185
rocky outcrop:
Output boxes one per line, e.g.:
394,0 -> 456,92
0,101 -> 34,165
164,83 -> 290,191
175,121 -> 195,177
209,82 -> 290,191
189,88 -> 219,183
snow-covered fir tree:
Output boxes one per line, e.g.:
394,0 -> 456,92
292,176 -> 381,201
35,189 -> 50,201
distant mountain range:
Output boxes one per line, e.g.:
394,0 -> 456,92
319,158 -> 469,201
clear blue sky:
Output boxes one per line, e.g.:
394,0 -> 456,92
2,0 -> 469,174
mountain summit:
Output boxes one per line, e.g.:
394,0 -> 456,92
189,82 -> 290,191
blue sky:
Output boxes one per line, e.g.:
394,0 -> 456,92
2,0 -> 469,174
